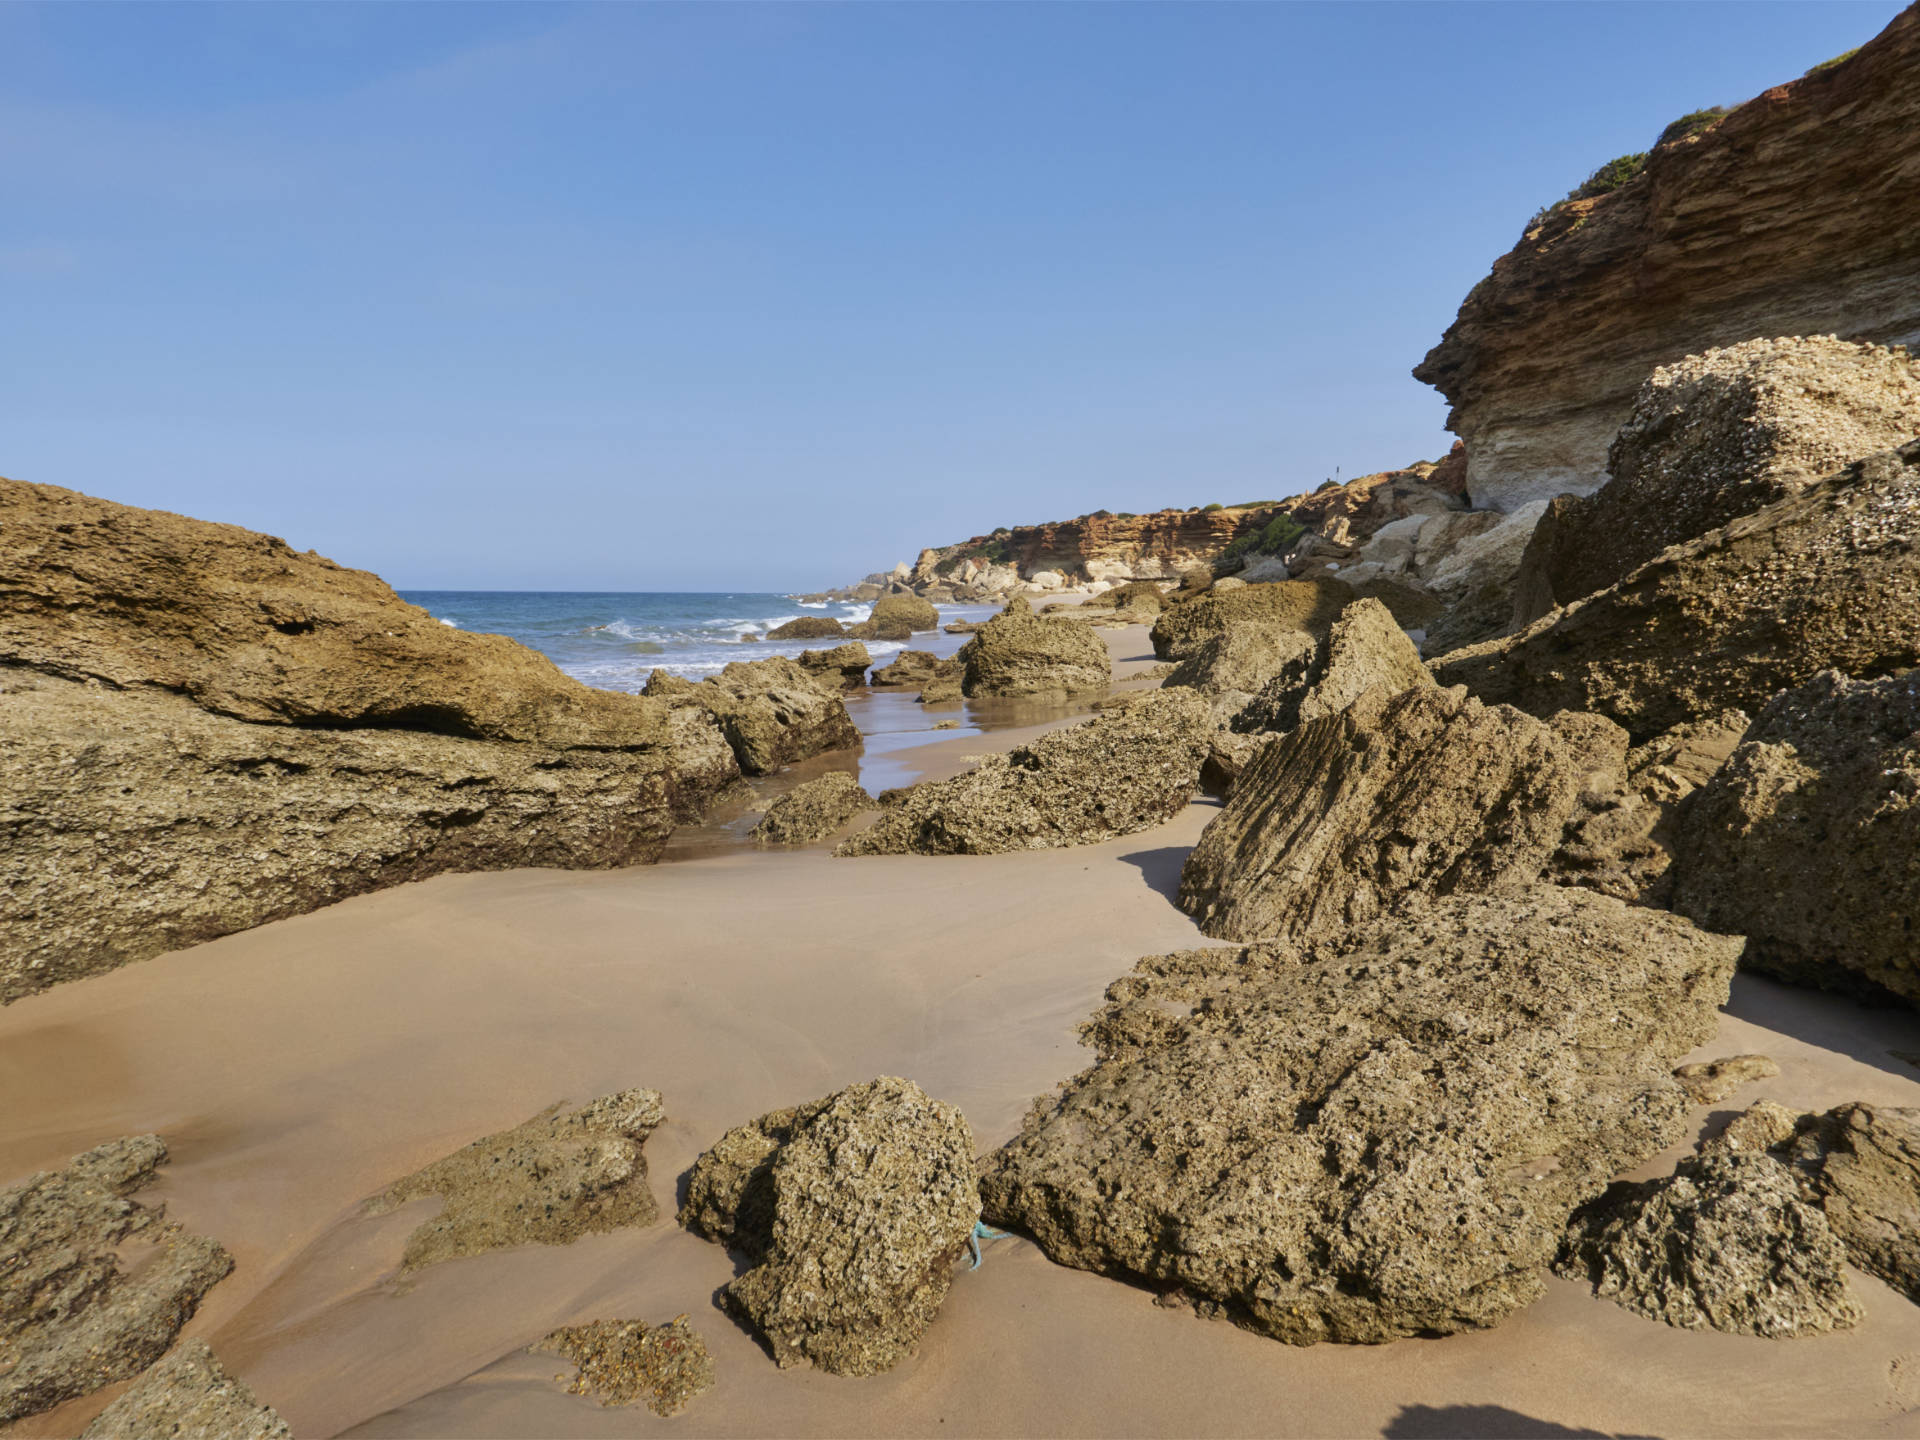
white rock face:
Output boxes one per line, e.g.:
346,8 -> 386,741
1028,570 -> 1066,591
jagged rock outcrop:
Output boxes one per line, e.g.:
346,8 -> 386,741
767,615 -> 847,641
534,1317 -> 715,1417
1,1137 -> 234,1424
981,889 -> 1740,1346
645,658 -> 859,776
1554,1153 -> 1860,1337
869,649 -> 961,692
797,641 -> 872,691
1672,670 -> 1919,1001
1232,598 -> 1432,735
0,478 -> 736,1001
848,595 -> 939,641
1674,1054 -> 1780,1105
1179,685 -> 1621,945
1516,337 -> 1920,625
1785,1103 -> 1920,1304
681,1078 -> 978,1376
1432,440 -> 1920,741
80,1341 -> 291,1440
1414,8 -> 1920,513
958,596 -> 1111,700
751,772 -> 877,846
836,690 -> 1210,856
366,1090 -> 666,1271
923,507 -> 1287,588
1163,622 -> 1315,699
1084,579 -> 1170,613
1148,579 -> 1353,662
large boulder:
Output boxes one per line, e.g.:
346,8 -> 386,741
1163,622 -> 1314,699
1515,337 -> 1920,624
1179,685 -> 1621,945
958,596 -> 1111,700
869,649 -> 961,692
1784,1104 -> 1920,1305
80,1341 -> 290,1440
1554,1152 -> 1860,1338
981,889 -> 1740,1346
1672,670 -> 1920,1002
1432,440 -> 1920,741
1232,597 -> 1432,735
1148,578 -> 1352,661
1,1137 -> 234,1423
766,615 -> 847,641
848,594 -> 940,641
751,771 -> 877,846
366,1090 -> 666,1272
837,690 -> 1210,856
796,641 -> 872,691
645,658 -> 859,776
680,1077 -> 978,1376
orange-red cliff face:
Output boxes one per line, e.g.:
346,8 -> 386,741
924,506 -> 1281,584
1415,4 -> 1920,513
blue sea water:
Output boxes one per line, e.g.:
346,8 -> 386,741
399,590 -> 999,692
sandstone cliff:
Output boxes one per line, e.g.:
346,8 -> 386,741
1414,5 -> 1920,512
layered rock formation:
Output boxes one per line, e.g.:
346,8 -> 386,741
1673,670 -> 1920,1001
1178,685 -> 1621,945
1515,337 -> 1920,624
365,1090 -> 666,1271
1231,597 -> 1432,736
836,690 -> 1210,857
645,658 -> 859,776
80,1341 -> 291,1440
681,1078 -> 979,1376
958,596 -> 1111,700
981,889 -> 1740,1345
0,478 -> 748,1002
1,1137 -> 233,1423
797,641 -> 872,690
750,772 -> 877,846
1785,1103 -> 1920,1304
1414,7 -> 1920,512
918,506 -> 1285,589
1432,439 -> 1920,741
1148,579 -> 1353,662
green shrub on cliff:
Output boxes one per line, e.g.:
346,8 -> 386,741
1805,47 -> 1859,77
1569,152 -> 1647,201
1656,107 -> 1730,147
1201,502 -> 1224,512
1221,511 -> 1307,562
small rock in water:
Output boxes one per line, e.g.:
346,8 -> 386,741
1674,1054 -> 1780,1105
535,1316 -> 716,1417
366,1090 -> 666,1271
750,772 -> 876,846
80,1340 -> 290,1440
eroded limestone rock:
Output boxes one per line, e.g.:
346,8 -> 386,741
1786,1103 -> 1920,1305
0,1137 -> 234,1423
848,595 -> 939,641
796,642 -> 872,691
534,1316 -> 715,1417
681,1078 -> 978,1376
982,889 -> 1740,1345
79,1341 -> 290,1440
958,597 -> 1111,700
836,689 -> 1210,856
869,649 -> 961,692
367,1090 -> 666,1271
1148,578 -> 1352,661
766,615 -> 847,641
1232,597 -> 1432,736
1163,622 -> 1314,700
645,658 -> 859,776
751,772 -> 877,846
1674,1055 -> 1780,1106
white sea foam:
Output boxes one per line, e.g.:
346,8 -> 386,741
439,618 -> 459,628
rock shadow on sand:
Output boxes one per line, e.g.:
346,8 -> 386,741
1117,843 -> 1201,903
1382,1404 -> 1660,1440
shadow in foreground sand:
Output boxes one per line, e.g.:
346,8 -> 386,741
1382,1403 -> 1660,1439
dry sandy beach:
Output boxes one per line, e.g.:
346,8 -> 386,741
6,626 -> 1920,1439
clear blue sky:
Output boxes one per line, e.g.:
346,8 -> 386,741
3,2 -> 1902,590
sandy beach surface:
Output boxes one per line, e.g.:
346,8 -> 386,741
9,625 -> 1920,1439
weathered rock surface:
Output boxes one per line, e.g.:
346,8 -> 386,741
982,889 -> 1740,1346
1432,440 -> 1920,741
1,1137 -> 234,1424
836,690 -> 1210,856
366,1090 -> 666,1271
0,675 -> 701,1004
1148,579 -> 1353,662
80,1340 -> 291,1440
1516,337 -> 1920,624
869,649 -> 960,692
751,772 -> 877,846
766,615 -> 847,641
797,641 -> 872,691
1179,685 -> 1619,945
958,596 -> 1111,700
1554,1153 -> 1861,1337
1232,598 -> 1432,736
1085,580 -> 1170,613
848,595 -> 939,641
1414,7 -> 1920,512
1672,669 -> 1920,1001
917,507 -> 1289,588
534,1316 -> 715,1417
1164,622 -> 1314,699
1674,1054 -> 1780,1105
682,1078 -> 978,1376
645,658 -> 859,776
1786,1103 -> 1920,1304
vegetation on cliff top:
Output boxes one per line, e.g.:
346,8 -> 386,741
1221,511 -> 1306,562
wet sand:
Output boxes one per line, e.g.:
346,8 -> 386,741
8,623 -> 1920,1438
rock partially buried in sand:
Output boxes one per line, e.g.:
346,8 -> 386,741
1147,577 -> 1352,662
0,1136 -> 234,1423
79,1340 -> 290,1440
981,889 -> 1740,1346
767,615 -> 847,641
1178,684 -> 1621,945
1432,439 -> 1920,742
367,1090 -> 666,1272
681,1077 -> 979,1377
1672,669 -> 1920,1003
835,689 -> 1211,856
1674,1055 -> 1780,1105
1230,597 -> 1432,735
750,772 -> 877,846
1554,1152 -> 1861,1338
535,1316 -> 716,1416
958,596 -> 1111,700
645,658 -> 860,777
